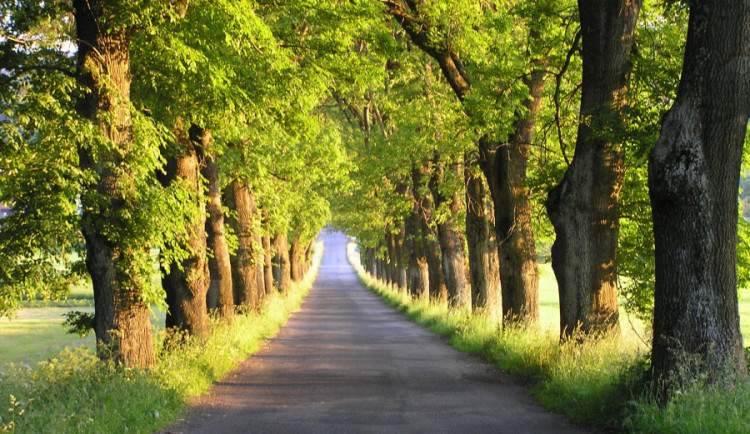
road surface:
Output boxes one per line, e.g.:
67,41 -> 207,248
165,230 -> 585,433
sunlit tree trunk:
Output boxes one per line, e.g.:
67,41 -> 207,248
649,0 -> 750,393
225,180 -> 260,312
159,121 -> 209,337
74,0 -> 153,367
479,60 -> 544,324
289,235 -> 303,282
272,231 -> 291,294
261,210 -> 274,296
201,137 -> 234,320
545,0 -> 640,338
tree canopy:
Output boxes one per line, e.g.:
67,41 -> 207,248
1,0 -> 748,393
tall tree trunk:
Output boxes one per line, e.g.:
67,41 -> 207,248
225,180 -> 260,312
385,231 -> 397,286
413,165 -> 447,301
648,0 -> 750,392
74,0 -> 154,368
289,235 -> 303,282
405,200 -> 430,299
261,211 -> 275,296
478,63 -> 544,324
255,232 -> 266,305
545,0 -> 640,337
303,241 -> 314,274
430,161 -> 470,309
253,207 -> 265,304
367,248 -> 377,276
272,231 -> 292,293
159,122 -> 210,337
393,224 -> 408,290
200,133 -> 234,321
465,167 -> 501,316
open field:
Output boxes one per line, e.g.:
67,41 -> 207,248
0,306 -> 167,366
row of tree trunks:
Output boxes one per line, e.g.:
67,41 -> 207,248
385,1 -> 540,325
73,0 -> 154,368
159,122 -> 210,338
545,0 -> 640,338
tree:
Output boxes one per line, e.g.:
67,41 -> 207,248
648,0 -> 750,392
545,0 -> 641,337
158,121 -> 210,337
379,0 -> 544,320
73,0 -> 163,367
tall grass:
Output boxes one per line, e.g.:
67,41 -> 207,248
347,243 -> 750,432
0,242 -> 323,433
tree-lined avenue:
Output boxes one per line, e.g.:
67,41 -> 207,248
166,230 -> 583,433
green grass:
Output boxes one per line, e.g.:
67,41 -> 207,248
0,308 -> 96,365
0,308 -> 167,366
348,243 -> 750,432
0,242 -> 323,433
740,287 -> 750,340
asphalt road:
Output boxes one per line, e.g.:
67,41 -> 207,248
165,230 -> 586,433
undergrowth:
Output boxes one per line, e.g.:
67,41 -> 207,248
347,243 -> 750,432
0,242 -> 322,433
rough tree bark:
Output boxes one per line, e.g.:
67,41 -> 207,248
159,122 -> 210,337
465,167 -> 501,316
272,231 -> 292,294
405,196 -> 430,299
430,161 -> 470,309
648,0 -> 750,392
393,224 -> 408,290
545,0 -> 640,337
200,133 -> 234,321
261,210 -> 275,296
289,235 -> 303,282
74,0 -> 154,367
385,231 -> 396,286
478,62 -> 544,324
225,180 -> 260,312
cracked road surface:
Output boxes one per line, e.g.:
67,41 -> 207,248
165,230 -> 586,433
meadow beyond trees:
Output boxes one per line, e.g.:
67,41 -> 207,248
1,0 -> 749,430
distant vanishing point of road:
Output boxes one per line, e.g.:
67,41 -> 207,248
165,230 -> 586,434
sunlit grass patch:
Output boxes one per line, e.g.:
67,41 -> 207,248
624,375 -> 750,433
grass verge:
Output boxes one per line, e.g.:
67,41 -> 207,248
347,243 -> 750,432
0,241 -> 323,433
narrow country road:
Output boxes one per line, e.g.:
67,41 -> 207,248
166,230 -> 586,433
